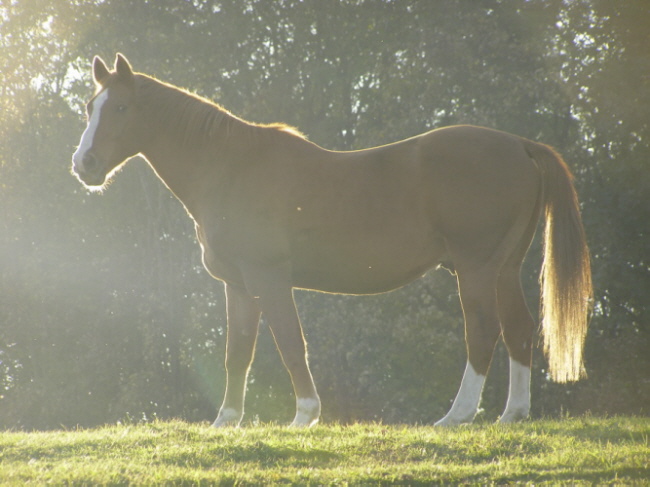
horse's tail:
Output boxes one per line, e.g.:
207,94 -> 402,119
525,140 -> 593,383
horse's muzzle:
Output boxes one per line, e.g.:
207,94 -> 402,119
72,150 -> 107,187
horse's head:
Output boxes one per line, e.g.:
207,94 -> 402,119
72,54 -> 141,189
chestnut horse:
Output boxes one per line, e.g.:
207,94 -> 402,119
72,54 -> 592,427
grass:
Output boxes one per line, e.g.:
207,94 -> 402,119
0,416 -> 647,485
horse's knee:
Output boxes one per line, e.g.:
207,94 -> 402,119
463,303 -> 501,375
499,305 -> 535,366
502,326 -> 534,366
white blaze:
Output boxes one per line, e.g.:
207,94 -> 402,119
72,90 -> 109,171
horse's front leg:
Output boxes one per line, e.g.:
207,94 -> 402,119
264,289 -> 321,426
213,283 -> 261,427
244,265 -> 321,427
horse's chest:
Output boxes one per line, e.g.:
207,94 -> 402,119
194,215 -> 288,284
193,219 -> 240,282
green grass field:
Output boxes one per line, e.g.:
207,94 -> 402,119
0,416 -> 647,485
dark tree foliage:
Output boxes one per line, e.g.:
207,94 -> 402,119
0,0 -> 647,428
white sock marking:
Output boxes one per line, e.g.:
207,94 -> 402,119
212,407 -> 241,427
435,361 -> 486,426
73,89 -> 109,171
291,397 -> 320,427
500,358 -> 531,423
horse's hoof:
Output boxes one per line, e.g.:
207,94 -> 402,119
499,410 -> 529,424
434,413 -> 474,427
290,397 -> 320,427
212,408 -> 242,427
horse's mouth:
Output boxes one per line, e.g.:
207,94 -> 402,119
80,174 -> 107,188
72,151 -> 109,188
72,163 -> 107,188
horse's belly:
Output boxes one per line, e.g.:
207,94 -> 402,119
293,265 -> 434,295
290,231 -> 445,295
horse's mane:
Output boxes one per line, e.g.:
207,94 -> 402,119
134,74 -> 306,147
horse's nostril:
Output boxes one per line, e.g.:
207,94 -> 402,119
83,152 -> 98,171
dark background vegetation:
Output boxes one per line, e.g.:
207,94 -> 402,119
1,0 -> 648,429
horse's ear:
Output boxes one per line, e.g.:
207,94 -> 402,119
114,53 -> 134,81
92,56 -> 111,86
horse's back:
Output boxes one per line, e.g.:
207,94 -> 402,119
285,125 -> 540,292
287,141 -> 444,293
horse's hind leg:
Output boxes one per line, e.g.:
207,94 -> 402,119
497,265 -> 534,422
496,186 -> 541,423
435,266 -> 501,426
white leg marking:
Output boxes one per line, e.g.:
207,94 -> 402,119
72,90 -> 109,170
212,407 -> 242,427
435,361 -> 486,426
500,358 -> 531,423
290,397 -> 320,427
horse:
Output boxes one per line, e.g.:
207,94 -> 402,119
72,54 -> 592,427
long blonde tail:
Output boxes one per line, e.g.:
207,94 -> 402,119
526,141 -> 593,382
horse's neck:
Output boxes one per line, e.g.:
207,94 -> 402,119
139,111 -> 246,218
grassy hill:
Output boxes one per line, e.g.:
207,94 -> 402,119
0,416 -> 647,485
